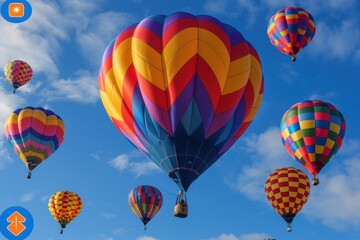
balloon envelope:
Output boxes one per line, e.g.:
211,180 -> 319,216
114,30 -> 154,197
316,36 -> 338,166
48,190 -> 82,233
267,6 -> 316,61
99,12 -> 264,192
4,107 -> 65,177
264,167 -> 310,231
4,60 -> 33,92
280,100 -> 346,183
128,185 -> 163,228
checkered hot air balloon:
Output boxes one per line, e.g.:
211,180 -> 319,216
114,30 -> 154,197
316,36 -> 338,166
128,185 -> 163,230
280,100 -> 346,185
4,59 -> 33,93
264,167 -> 310,232
267,7 -> 316,61
98,12 -> 264,215
48,190 -> 82,234
4,107 -> 65,178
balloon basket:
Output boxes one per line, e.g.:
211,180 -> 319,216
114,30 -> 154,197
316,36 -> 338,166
312,175 -> 319,185
174,202 -> 188,218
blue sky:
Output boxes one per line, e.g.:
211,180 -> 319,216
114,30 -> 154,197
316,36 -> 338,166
0,0 -> 359,239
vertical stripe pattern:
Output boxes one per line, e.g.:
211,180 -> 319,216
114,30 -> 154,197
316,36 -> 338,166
128,185 -> 163,226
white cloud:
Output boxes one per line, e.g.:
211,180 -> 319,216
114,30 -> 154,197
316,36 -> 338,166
309,20 -> 360,61
207,233 -> 272,240
304,154 -> 360,230
227,126 -> 292,200
76,11 -> 135,67
203,0 -> 229,14
308,91 -> 337,101
39,70 -> 99,103
0,83 -> 25,169
137,236 -> 159,240
21,191 -> 37,202
228,125 -> 360,230
108,153 -> 161,177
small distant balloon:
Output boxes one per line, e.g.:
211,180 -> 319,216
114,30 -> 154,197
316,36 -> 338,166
128,185 -> 163,230
4,60 -> 33,93
4,107 -> 65,178
48,190 -> 82,234
264,167 -> 310,232
267,7 -> 316,61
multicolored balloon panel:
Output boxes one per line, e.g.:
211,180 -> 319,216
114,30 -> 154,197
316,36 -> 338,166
99,12 -> 264,192
267,7 -> 316,61
48,190 -> 82,233
280,100 -> 346,183
4,60 -> 33,92
264,167 -> 310,231
128,185 -> 163,229
4,107 -> 65,177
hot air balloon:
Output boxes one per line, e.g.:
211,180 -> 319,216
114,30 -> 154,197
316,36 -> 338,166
267,7 -> 316,61
280,100 -> 346,185
4,60 -> 33,93
4,107 -> 65,178
48,190 -> 82,234
128,185 -> 163,230
98,12 -> 264,217
264,167 -> 310,232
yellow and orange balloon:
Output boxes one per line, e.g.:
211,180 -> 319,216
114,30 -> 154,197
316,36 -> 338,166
48,190 -> 82,234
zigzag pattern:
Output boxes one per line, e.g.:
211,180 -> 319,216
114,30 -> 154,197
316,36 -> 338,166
4,107 -> 65,171
99,12 -> 264,191
267,6 -> 316,58
280,100 -> 346,176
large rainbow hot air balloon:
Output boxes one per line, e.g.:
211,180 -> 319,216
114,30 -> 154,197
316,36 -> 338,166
48,190 -> 82,234
4,107 -> 65,178
4,60 -> 33,93
128,185 -> 163,230
267,7 -> 316,61
98,12 -> 264,216
265,167 -> 310,232
280,100 -> 346,185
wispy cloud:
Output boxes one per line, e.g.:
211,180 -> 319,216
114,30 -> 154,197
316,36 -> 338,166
309,20 -> 360,61
227,126 -> 360,230
75,11 -> 135,67
21,191 -> 37,202
108,153 -> 161,177
0,83 -> 25,169
226,126 -> 291,201
207,233 -> 272,240
39,70 -> 99,104
100,212 -> 116,220
137,236 -> 159,240
308,91 -> 337,101
303,150 -> 360,230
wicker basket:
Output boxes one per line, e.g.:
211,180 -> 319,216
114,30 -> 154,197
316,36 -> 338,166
174,203 -> 188,218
